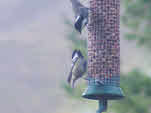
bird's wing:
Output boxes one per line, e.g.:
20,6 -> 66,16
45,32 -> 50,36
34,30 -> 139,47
67,57 -> 79,84
73,58 -> 86,77
71,59 -> 87,88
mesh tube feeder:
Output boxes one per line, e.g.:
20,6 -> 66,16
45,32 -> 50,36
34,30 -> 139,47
82,0 -> 124,112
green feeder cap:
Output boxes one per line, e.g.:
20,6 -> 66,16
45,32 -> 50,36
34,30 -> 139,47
82,78 -> 124,100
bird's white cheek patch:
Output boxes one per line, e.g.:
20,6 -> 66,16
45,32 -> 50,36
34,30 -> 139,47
72,53 -> 79,62
75,16 -> 80,22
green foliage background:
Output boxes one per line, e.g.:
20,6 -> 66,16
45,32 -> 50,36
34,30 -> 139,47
121,0 -> 151,48
63,1 -> 151,113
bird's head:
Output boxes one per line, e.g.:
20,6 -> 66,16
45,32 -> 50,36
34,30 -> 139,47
74,15 -> 84,33
74,15 -> 88,34
72,49 -> 79,62
72,49 -> 83,62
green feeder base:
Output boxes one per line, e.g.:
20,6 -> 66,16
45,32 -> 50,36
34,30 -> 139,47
82,85 -> 124,100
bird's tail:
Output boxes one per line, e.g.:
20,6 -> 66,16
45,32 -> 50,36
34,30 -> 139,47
67,71 -> 72,85
72,77 -> 79,88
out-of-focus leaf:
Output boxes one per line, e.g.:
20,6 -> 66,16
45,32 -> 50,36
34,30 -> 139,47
122,0 -> 151,48
125,33 -> 138,40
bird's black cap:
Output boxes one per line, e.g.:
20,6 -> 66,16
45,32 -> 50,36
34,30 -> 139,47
77,50 -> 83,58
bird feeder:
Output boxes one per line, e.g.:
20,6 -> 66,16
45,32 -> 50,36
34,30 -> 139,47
82,0 -> 124,112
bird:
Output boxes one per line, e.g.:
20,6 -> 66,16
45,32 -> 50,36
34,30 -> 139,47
67,49 -> 87,88
70,0 -> 89,33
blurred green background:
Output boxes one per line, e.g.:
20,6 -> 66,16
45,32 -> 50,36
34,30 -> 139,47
0,0 -> 151,113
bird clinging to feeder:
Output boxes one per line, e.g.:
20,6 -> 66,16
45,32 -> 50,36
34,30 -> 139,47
70,0 -> 89,33
67,49 -> 87,88
68,0 -> 124,112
